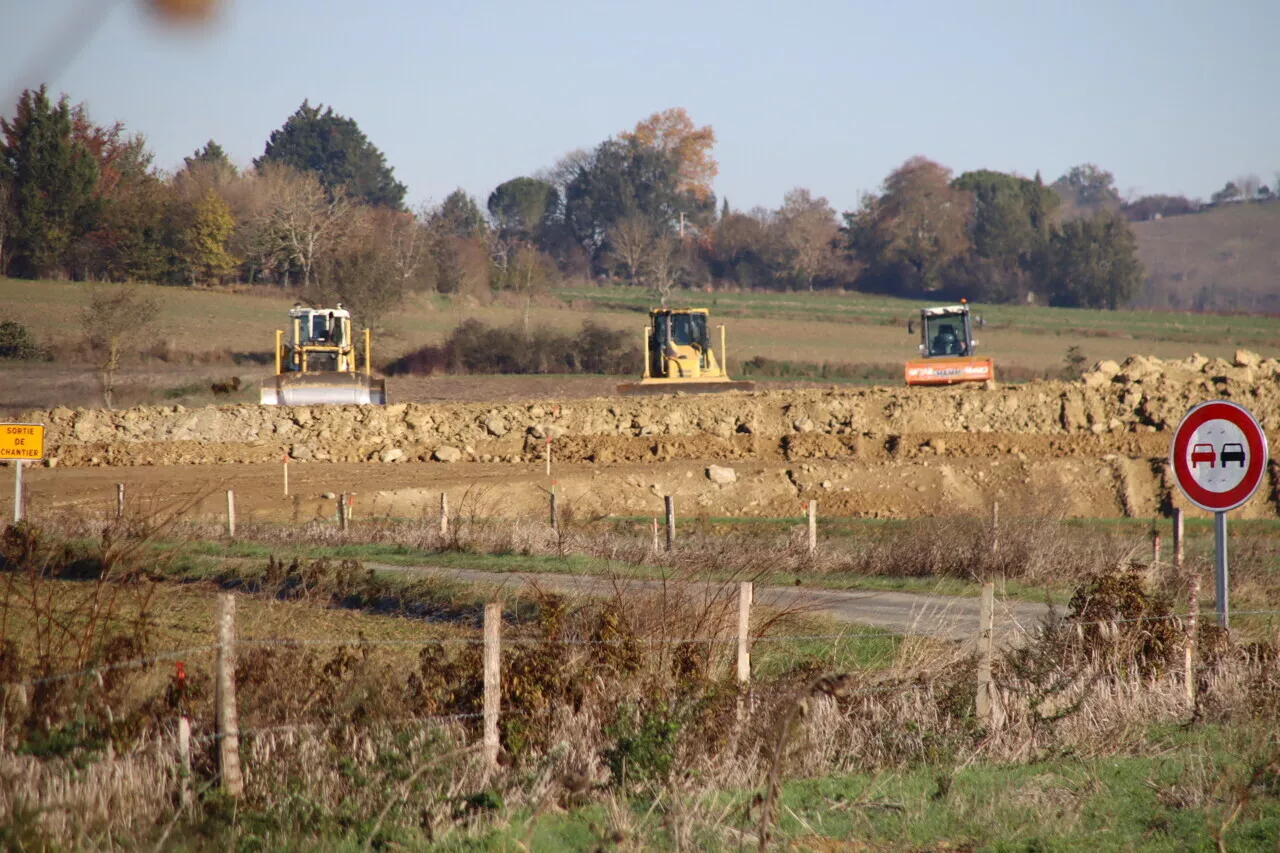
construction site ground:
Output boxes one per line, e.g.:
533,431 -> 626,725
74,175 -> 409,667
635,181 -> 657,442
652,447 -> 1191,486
11,351 -> 1280,525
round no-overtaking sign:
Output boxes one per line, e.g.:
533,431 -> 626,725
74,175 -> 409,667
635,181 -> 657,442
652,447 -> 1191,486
1170,400 -> 1269,512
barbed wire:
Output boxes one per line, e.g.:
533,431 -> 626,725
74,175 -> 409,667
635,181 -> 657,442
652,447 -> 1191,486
0,647 -> 219,691
190,712 -> 485,745
5,608 -> 1277,690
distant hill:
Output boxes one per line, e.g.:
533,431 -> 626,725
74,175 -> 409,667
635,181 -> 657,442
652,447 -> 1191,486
1130,201 -> 1280,313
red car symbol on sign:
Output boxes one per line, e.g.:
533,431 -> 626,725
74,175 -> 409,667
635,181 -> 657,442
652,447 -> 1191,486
1190,443 -> 1216,468
1220,443 -> 1246,467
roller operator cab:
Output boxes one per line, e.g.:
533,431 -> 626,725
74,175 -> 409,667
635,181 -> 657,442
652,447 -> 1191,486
616,308 -> 755,396
260,304 -> 388,405
904,301 -> 995,386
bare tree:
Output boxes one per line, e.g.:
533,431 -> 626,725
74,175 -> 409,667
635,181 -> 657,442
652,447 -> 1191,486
487,229 -> 514,283
644,233 -> 687,306
605,216 -> 656,282
81,286 -> 160,409
506,245 -> 555,335
252,163 -> 351,287
537,147 -> 594,196
776,188 -> 840,290
171,157 -> 239,205
380,204 -> 430,290
1236,174 -> 1262,200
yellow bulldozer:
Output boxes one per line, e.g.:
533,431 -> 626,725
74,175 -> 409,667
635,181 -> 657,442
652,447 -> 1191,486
904,300 -> 995,386
260,303 -> 388,405
616,308 -> 755,396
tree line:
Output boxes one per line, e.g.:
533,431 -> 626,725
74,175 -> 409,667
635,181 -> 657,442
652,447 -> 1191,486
1,86 -> 1265,314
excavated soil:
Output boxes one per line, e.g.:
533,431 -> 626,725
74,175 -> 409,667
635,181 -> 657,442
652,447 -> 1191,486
12,352 -> 1280,523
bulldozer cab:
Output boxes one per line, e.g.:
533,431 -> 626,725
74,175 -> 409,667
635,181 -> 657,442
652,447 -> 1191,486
287,305 -> 355,373
650,308 -> 712,374
919,305 -> 975,359
300,310 -> 346,347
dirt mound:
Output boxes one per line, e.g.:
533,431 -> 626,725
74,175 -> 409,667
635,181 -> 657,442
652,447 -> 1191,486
16,350 -> 1280,522
27,351 -> 1280,469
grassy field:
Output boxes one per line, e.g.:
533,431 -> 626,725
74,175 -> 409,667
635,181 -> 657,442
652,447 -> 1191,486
6,273 -> 1280,410
1133,201 -> 1280,313
152,511 -> 1280,615
446,725 -> 1280,852
4,276 -> 1278,380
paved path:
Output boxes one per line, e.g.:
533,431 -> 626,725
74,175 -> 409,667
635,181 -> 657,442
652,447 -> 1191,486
369,563 -> 1053,643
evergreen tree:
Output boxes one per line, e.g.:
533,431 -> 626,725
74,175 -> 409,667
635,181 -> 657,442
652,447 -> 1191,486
434,189 -> 486,238
487,177 -> 558,241
256,101 -> 406,209
0,86 -> 100,278
183,139 -> 235,174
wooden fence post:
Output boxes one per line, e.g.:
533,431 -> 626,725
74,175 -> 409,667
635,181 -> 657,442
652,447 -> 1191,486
439,492 -> 449,538
1186,575 -> 1199,711
550,491 -> 558,533
177,715 -> 192,807
215,594 -> 243,797
483,601 -> 501,772
737,582 -> 752,684
225,490 -> 236,538
807,500 -> 817,554
1173,508 -> 1184,572
991,501 -> 999,554
976,581 -> 995,727
116,483 -> 125,523
337,492 -> 348,531
664,495 -> 675,553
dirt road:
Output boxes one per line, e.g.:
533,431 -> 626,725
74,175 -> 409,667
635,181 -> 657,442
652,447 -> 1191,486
370,562 -> 1053,643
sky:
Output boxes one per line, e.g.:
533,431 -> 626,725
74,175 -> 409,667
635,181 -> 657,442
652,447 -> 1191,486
2,0 -> 1276,214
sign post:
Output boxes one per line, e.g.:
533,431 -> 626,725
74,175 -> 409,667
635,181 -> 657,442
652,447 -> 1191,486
1169,401 -> 1269,630
1,424 -> 45,523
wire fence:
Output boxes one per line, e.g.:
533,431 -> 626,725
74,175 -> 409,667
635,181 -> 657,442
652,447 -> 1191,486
5,608 -> 1276,692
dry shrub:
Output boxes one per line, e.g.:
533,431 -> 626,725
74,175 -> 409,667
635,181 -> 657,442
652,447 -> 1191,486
384,318 -> 639,376
1063,567 -> 1183,673
5,510 -> 1280,848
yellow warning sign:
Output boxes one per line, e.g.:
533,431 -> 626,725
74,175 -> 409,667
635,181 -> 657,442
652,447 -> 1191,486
0,423 -> 45,461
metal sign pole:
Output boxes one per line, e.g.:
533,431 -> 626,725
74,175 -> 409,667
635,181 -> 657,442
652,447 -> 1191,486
1214,510 -> 1228,630
12,461 -> 22,523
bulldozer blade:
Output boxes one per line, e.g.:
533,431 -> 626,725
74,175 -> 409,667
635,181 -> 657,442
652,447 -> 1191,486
615,380 -> 756,397
261,374 -> 387,405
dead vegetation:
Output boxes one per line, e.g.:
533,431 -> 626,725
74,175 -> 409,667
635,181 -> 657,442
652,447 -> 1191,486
0,497 -> 1277,849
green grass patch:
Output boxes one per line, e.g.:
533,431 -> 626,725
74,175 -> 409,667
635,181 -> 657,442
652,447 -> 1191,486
424,724 -> 1280,852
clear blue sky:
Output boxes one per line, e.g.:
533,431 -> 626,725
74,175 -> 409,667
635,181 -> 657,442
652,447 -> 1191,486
3,0 -> 1276,213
